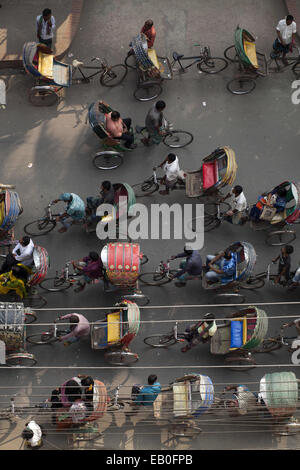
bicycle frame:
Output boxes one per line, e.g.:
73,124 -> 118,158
173,46 -> 211,72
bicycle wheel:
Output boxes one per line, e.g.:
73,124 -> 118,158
23,219 -> 56,236
124,52 -> 137,69
24,311 -> 37,324
240,277 -> 265,290
253,338 -> 282,353
100,64 -> 128,87
223,45 -> 239,63
204,215 -> 221,232
140,254 -> 149,265
198,57 -> 228,74
292,61 -> 300,77
23,295 -> 47,309
224,355 -> 256,371
39,277 -> 72,292
138,272 -> 174,286
163,130 -> 194,148
26,333 -> 54,345
132,181 -> 159,197
104,351 -> 139,365
6,353 -> 37,367
204,202 -> 231,217
119,293 -> 150,306
227,77 -> 256,95
143,334 -> 177,348
28,87 -> 59,106
134,82 -> 162,102
214,292 -> 245,304
266,230 -> 296,246
93,151 -> 123,170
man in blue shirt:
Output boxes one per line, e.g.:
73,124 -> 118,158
133,375 -> 161,406
170,245 -> 203,287
205,249 -> 237,284
53,193 -> 85,233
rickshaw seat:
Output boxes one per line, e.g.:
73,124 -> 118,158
38,51 -> 54,79
148,48 -> 160,70
107,312 -> 121,343
173,382 -> 191,417
243,40 -> 258,68
202,161 -> 218,189
230,318 -> 247,350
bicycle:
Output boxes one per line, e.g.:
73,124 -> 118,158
135,123 -> 194,149
26,318 -> 70,345
171,45 -> 228,75
253,323 -> 298,355
187,200 -> 232,233
144,321 -> 186,347
132,166 -> 186,197
138,259 -> 179,286
71,57 -> 127,87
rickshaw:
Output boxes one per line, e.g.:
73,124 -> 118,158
0,185 -> 22,245
210,306 -> 268,369
0,301 -> 37,366
153,374 -> 214,437
22,42 -> 72,106
100,242 -> 150,306
259,371 -> 300,435
0,245 -> 49,308
249,181 -> 300,246
125,33 -> 173,101
203,241 -> 259,303
133,146 -> 237,201
224,26 -> 268,94
26,300 -> 141,365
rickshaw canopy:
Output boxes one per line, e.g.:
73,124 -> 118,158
260,371 -> 298,418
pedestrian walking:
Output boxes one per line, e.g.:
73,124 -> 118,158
37,8 -> 56,48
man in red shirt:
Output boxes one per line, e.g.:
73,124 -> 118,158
105,111 -> 136,149
141,20 -> 156,49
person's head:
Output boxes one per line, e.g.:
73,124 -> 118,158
42,8 -> 52,21
233,185 -> 243,196
286,14 -> 294,25
60,193 -> 72,202
22,427 -> 34,440
224,249 -> 232,260
20,236 -> 31,247
167,153 -> 176,163
283,245 -> 294,256
11,265 -> 25,279
144,19 -> 154,30
155,100 -> 166,111
111,111 -> 121,121
101,180 -> 111,192
277,187 -> 287,198
184,244 -> 194,256
69,315 -> 79,330
204,312 -> 215,325
89,252 -> 99,262
148,374 -> 157,385
65,379 -> 81,403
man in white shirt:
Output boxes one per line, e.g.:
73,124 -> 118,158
0,236 -> 34,273
273,15 -> 297,65
222,185 -> 248,225
22,420 -> 43,448
36,8 -> 56,48
158,153 -> 185,195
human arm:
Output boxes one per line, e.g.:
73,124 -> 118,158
276,23 -> 285,44
208,252 -> 224,273
49,16 -> 56,31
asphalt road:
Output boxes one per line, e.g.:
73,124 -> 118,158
0,0 -> 300,450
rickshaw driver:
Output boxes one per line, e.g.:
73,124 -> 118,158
181,313 -> 217,352
72,251 -> 104,292
105,111 -> 136,149
142,101 -> 166,146
52,193 -> 85,233
272,15 -> 297,65
86,181 -> 115,224
57,313 -> 90,345
141,19 -> 156,48
221,185 -> 248,225
205,249 -> 237,284
158,153 -> 185,196
169,245 -> 203,287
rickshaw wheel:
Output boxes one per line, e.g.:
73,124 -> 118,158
119,293 -> 150,306
39,277 -> 72,292
138,271 -> 176,286
134,82 -> 162,102
104,351 -> 139,365
204,202 -> 231,217
214,292 -> 245,304
72,425 -> 103,441
143,334 -> 177,348
163,130 -> 194,148
6,353 -> 37,367
23,219 -> 56,236
266,230 -> 296,246
292,61 -> 300,78
204,215 -> 221,232
224,355 -> 256,371
226,77 -> 256,95
198,57 -> 228,74
253,337 -> 282,353
132,181 -> 159,197
100,64 -> 128,87
140,254 -> 149,265
93,151 -> 123,170
23,294 -> 47,309
169,421 -> 202,438
24,311 -> 37,324
28,87 -> 59,106
124,52 -> 137,70
240,276 -> 265,289
223,45 -> 239,63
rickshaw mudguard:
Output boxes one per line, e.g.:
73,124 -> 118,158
260,372 -> 298,418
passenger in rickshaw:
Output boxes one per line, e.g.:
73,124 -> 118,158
158,153 -> 185,195
249,187 -> 287,221
57,313 -> 90,345
132,374 -> 161,406
105,111 -> 136,149
289,265 -> 300,289
223,384 -> 256,416
221,185 -> 248,225
272,245 -> 294,285
181,313 -> 218,353
86,181 -> 115,224
72,252 -> 104,293
205,249 -> 237,284
52,193 -> 85,233
141,19 -> 156,49
170,245 -> 203,287
142,101 -> 166,146
0,235 -> 34,273
22,420 -> 44,449
0,264 -> 31,299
